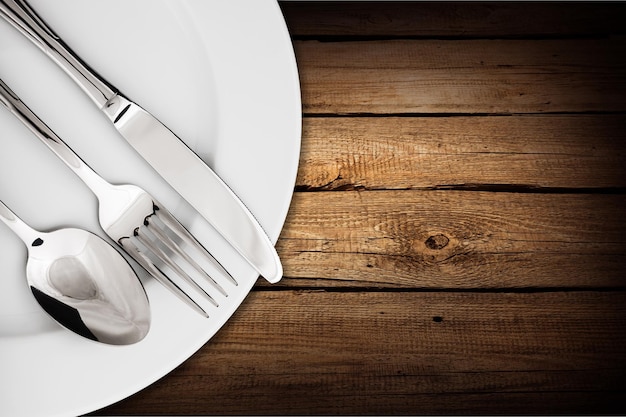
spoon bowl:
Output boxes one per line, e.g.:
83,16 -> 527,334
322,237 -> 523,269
0,200 -> 150,345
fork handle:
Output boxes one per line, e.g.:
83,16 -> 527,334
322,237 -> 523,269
0,79 -> 112,195
0,0 -> 116,108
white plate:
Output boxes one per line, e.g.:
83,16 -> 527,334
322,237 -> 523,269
0,1 -> 300,415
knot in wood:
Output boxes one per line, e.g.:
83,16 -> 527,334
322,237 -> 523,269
425,234 -> 450,250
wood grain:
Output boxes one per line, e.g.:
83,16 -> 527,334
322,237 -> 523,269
296,115 -> 626,190
275,191 -> 626,288
296,39 -> 626,114
280,2 -> 626,38
100,290 -> 626,415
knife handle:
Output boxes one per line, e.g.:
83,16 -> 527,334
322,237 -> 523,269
0,0 -> 116,108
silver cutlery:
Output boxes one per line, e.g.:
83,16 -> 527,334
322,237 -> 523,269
0,78 -> 233,317
0,0 -> 283,283
0,198 -> 150,344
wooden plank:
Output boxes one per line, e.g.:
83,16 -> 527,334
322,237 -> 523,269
275,191 -> 626,288
103,391 -> 626,416
280,2 -> 626,38
297,115 -> 626,190
295,39 -> 626,114
98,291 -> 626,415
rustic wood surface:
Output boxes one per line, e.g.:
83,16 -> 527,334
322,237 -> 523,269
96,2 -> 626,415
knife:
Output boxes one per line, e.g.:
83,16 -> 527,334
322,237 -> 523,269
0,0 -> 282,282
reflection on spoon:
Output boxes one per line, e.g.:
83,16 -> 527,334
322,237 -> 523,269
0,199 -> 150,345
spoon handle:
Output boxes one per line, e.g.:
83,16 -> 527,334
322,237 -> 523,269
0,199 -> 40,246
0,79 -> 112,197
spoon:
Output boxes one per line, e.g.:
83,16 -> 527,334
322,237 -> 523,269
0,199 -> 151,345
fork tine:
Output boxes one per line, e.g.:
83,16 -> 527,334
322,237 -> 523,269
134,228 -> 219,307
147,215 -> 228,297
120,238 -> 209,317
153,205 -> 238,286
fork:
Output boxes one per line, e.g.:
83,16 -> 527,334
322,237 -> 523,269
0,78 -> 235,317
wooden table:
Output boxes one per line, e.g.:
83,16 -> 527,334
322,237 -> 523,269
97,2 -> 626,415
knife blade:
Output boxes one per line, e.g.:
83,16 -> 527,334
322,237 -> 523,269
0,0 -> 283,282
